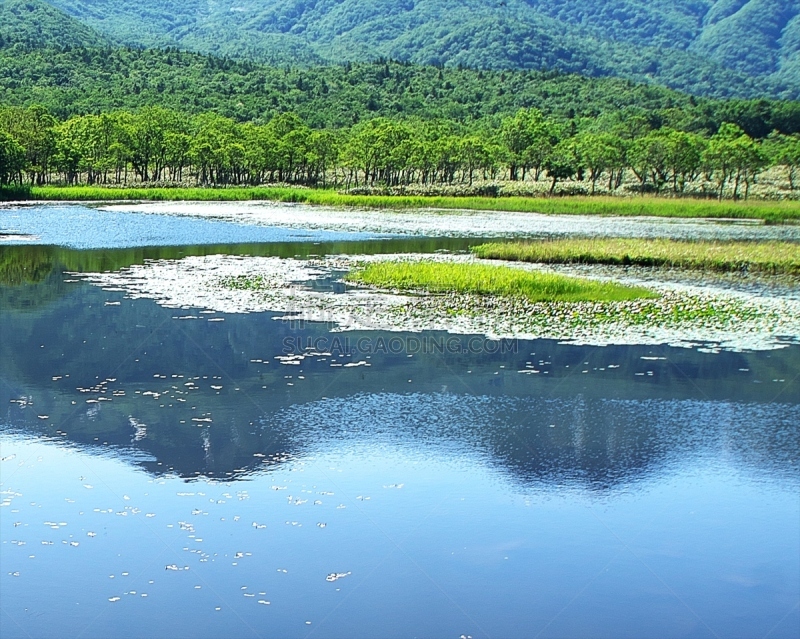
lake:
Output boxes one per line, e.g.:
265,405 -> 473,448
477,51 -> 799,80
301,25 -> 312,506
1,204 -> 798,639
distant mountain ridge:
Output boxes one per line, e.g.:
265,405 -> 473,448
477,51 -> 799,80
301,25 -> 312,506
6,0 -> 800,99
0,0 -> 109,49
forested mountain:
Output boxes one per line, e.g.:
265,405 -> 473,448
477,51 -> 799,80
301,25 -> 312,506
0,0 -> 109,49
2,0 -> 799,136
4,37 -> 800,139
2,0 -> 799,205
31,0 -> 800,99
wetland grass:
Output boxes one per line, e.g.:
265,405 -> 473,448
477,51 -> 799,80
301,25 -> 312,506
16,186 -> 800,223
345,261 -> 657,303
22,186 -> 305,203
472,239 -> 800,275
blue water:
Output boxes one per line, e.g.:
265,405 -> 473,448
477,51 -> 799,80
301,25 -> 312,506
0,205 -> 391,248
0,208 -> 798,639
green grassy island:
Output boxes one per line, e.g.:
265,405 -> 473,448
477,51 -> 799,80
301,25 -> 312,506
345,261 -> 657,303
472,239 -> 800,275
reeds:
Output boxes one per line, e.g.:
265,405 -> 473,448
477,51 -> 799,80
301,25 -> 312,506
472,239 -> 800,275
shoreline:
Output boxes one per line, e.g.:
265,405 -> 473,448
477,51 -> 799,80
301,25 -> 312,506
3,186 -> 800,223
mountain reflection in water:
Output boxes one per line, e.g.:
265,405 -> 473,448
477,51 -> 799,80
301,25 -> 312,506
1,252 -> 797,491
1,237 -> 799,639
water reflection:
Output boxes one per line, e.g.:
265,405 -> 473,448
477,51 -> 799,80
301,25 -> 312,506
2,239 -> 799,639
0,204 -> 395,249
0,238 -> 479,307
266,392 -> 800,492
2,265 -> 798,491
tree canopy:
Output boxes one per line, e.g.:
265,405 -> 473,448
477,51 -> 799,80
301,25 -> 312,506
7,0 -> 800,99
2,40 -> 800,138
1,104 -> 794,203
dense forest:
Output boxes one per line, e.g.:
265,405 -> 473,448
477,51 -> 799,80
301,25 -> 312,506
3,0 -> 800,134
19,0 -> 800,99
2,104 -> 799,202
3,0 -> 800,201
3,35 -> 800,136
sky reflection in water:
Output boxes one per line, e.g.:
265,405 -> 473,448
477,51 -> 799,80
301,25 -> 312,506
0,236 -> 799,639
0,204 -> 392,249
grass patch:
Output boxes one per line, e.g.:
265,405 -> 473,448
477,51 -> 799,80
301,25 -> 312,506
0,185 -> 33,201
472,239 -> 800,275
17,186 -> 800,223
345,261 -> 657,303
25,185 -> 312,203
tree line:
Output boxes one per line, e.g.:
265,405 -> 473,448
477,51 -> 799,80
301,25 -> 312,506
1,104 -> 799,201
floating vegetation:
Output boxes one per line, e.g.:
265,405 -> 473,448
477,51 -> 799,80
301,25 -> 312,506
393,287 -> 790,344
79,253 -> 800,350
326,572 -> 352,582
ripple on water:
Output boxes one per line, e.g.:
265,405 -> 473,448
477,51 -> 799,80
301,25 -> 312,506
100,201 -> 800,242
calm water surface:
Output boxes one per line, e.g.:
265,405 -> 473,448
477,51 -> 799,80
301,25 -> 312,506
1,207 -> 799,639
5,202 -> 800,247
0,204 -> 398,248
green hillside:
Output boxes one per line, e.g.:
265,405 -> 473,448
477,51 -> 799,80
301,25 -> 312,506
2,0 -> 799,138
3,42 -> 800,138
0,0 -> 109,49
36,0 -> 800,99
692,0 -> 799,77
